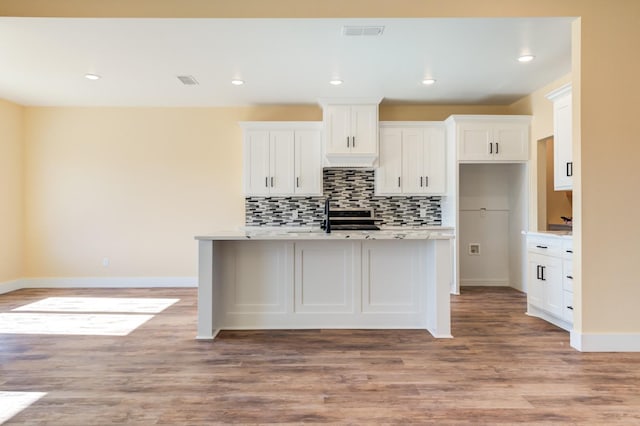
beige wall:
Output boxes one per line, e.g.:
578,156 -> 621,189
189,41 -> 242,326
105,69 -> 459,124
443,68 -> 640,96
23,106 -> 319,277
0,99 -> 24,284
4,0 -> 640,338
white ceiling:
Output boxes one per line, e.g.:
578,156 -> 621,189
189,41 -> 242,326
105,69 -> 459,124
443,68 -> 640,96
0,17 -> 573,107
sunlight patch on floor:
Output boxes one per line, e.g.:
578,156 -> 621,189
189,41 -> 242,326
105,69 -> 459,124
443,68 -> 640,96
13,297 -> 179,313
0,313 -> 153,336
0,391 -> 46,424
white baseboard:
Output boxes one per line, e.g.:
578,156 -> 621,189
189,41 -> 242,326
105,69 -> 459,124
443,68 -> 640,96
1,277 -> 197,292
0,279 -> 24,295
460,279 -> 509,287
571,331 -> 640,352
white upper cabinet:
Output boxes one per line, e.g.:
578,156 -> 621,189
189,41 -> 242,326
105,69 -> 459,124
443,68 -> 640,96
376,123 -> 446,195
294,130 -> 322,195
449,116 -> 531,162
546,83 -> 573,191
241,122 -> 323,196
321,99 -> 381,167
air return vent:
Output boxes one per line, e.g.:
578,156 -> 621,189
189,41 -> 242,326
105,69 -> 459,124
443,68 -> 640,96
342,26 -> 385,36
177,75 -> 199,85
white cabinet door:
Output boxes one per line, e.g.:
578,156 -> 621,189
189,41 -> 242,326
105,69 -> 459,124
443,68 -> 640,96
351,104 -> 378,155
376,128 -> 403,194
244,130 -> 271,195
554,92 -> 573,190
493,123 -> 529,161
401,128 -> 425,194
325,105 -> 351,154
422,126 -> 447,194
268,131 -> 295,195
527,255 -> 545,310
294,129 -> 322,195
458,123 -> 492,161
542,255 -> 563,318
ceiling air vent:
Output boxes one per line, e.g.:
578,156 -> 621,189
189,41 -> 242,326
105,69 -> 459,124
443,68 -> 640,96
177,75 -> 199,85
342,26 -> 385,37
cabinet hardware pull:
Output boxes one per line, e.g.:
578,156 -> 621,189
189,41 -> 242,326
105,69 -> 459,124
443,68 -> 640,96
536,245 -> 548,249
489,142 -> 493,154
566,275 -> 573,280
398,177 -> 401,187
536,265 -> 542,280
567,306 -> 574,310
566,249 -> 573,253
425,176 -> 429,187
352,136 -> 355,147
541,265 -> 546,281
347,136 -> 350,148
265,177 -> 268,188
296,177 -> 300,188
567,162 -> 573,177
270,177 -> 274,187
420,176 -> 423,187
496,142 -> 499,154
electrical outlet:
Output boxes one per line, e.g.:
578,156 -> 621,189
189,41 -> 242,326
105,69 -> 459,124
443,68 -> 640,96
469,244 -> 480,255
102,257 -> 110,267
420,208 -> 427,218
292,210 -> 299,220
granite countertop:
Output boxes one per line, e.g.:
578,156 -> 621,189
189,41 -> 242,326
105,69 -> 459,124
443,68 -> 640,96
196,226 -> 455,241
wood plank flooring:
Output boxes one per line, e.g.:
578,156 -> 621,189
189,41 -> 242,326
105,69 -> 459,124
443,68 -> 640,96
1,287 -> 640,424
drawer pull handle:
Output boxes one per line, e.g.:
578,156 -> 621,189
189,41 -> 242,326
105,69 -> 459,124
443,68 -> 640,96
536,245 -> 548,249
567,306 -> 574,310
566,275 -> 573,280
566,250 -> 573,253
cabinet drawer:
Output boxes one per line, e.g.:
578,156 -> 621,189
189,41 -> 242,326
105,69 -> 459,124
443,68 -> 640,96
563,260 -> 574,292
562,238 -> 573,260
563,290 -> 574,324
527,235 -> 562,256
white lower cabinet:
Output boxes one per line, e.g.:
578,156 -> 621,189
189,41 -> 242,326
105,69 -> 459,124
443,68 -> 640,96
526,233 -> 573,331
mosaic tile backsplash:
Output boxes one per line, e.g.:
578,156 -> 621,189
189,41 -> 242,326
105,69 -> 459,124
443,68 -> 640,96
245,168 -> 442,227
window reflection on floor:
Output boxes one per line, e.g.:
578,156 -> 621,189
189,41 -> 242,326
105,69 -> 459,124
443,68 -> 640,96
0,297 -> 179,336
0,312 -> 154,336
0,391 -> 46,424
13,297 -> 179,313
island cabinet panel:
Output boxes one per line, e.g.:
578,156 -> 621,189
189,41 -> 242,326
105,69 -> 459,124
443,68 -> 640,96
220,241 -> 291,314
362,241 -> 422,313
294,241 -> 359,313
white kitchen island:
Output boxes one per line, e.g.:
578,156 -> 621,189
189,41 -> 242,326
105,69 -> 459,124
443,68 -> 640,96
195,229 -> 454,340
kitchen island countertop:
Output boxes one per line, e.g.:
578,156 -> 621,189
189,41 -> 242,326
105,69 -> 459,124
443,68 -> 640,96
196,227 -> 455,241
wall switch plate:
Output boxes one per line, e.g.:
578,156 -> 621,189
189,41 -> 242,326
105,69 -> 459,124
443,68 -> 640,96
469,244 -> 480,255
102,257 -> 110,267
292,210 -> 299,220
420,208 -> 427,218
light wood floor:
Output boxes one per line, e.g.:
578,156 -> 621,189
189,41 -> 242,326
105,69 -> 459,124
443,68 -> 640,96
1,287 -> 640,425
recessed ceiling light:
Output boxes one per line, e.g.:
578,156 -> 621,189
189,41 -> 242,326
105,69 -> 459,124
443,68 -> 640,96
422,79 -> 436,85
231,79 -> 244,86
518,55 -> 535,63
84,73 -> 101,81
329,79 -> 343,86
